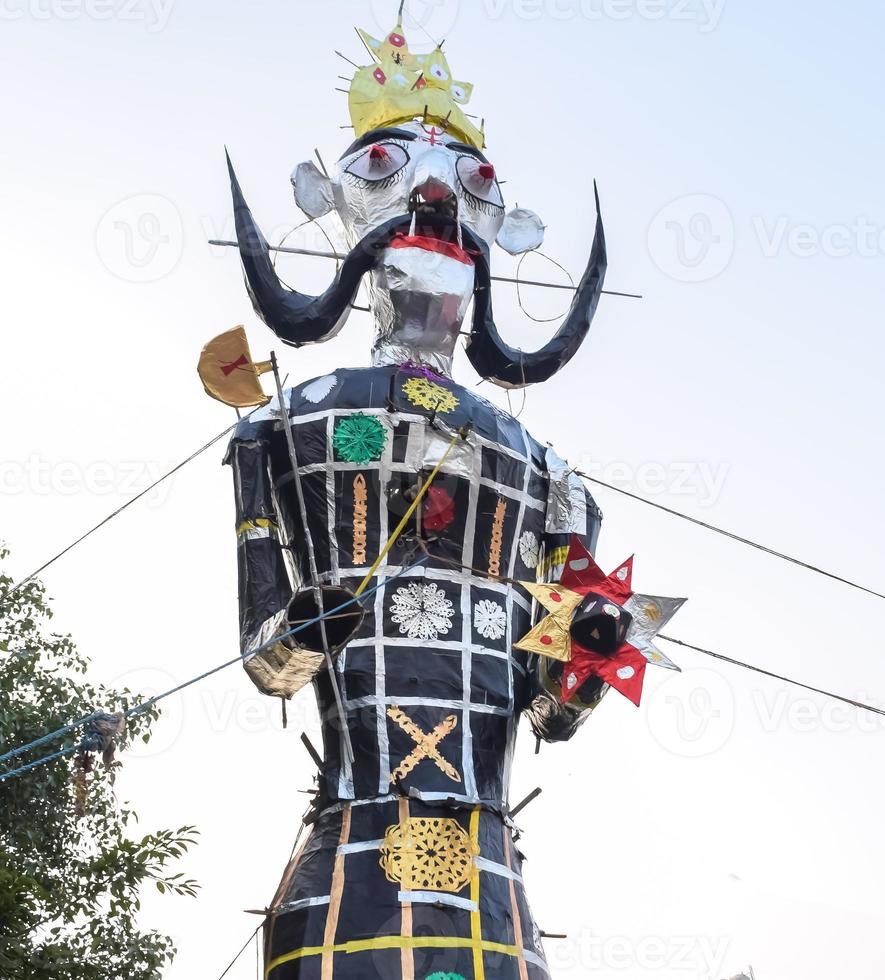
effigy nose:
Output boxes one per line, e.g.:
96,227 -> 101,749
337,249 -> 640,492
412,149 -> 457,204
414,175 -> 454,204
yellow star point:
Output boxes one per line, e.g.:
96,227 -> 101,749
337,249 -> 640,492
514,583 -> 584,663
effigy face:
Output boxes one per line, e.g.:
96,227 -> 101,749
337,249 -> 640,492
329,121 -> 508,250
334,122 -> 504,369
291,120 -> 542,375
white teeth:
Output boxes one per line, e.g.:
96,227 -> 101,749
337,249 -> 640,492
409,211 -> 417,237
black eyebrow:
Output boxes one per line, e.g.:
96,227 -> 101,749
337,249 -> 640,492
445,142 -> 489,163
339,128 -> 419,160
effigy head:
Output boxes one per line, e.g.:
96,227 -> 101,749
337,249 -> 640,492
227,9 -> 607,388
293,120 -> 535,375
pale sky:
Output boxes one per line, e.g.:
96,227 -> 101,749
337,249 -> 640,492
2,1 -> 884,978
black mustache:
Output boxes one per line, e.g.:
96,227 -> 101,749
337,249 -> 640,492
227,151 -> 607,387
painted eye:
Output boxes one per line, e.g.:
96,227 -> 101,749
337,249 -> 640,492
345,142 -> 411,183
429,63 -> 449,81
451,84 -> 468,102
456,155 -> 505,211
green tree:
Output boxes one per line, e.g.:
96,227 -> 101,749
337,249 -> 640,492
0,548 -> 198,979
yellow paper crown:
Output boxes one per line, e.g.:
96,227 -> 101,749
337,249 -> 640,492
349,18 -> 484,149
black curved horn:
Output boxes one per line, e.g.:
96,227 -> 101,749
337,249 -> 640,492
465,183 -> 607,388
227,151 -> 369,348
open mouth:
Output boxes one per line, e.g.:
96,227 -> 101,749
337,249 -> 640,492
389,188 -> 475,266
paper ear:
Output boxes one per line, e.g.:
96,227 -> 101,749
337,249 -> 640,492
291,161 -> 334,218
496,208 -> 546,255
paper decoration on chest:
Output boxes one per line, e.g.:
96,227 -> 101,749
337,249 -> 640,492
380,816 -> 478,893
333,413 -> 387,464
474,598 -> 507,641
515,536 -> 686,706
301,374 -> 338,404
519,530 -> 541,569
388,707 -> 461,784
402,377 -> 460,414
390,581 -> 454,641
352,474 -> 368,565
488,498 -> 507,578
422,485 -> 456,533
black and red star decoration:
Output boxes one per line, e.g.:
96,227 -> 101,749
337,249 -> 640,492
515,536 -> 686,707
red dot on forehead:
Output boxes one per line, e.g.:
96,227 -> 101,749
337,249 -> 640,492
540,635 -> 553,646
549,592 -> 562,603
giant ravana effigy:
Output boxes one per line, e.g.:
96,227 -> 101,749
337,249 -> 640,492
206,8 -> 685,979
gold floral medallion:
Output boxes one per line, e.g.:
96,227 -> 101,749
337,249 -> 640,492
402,378 -> 460,414
380,817 -> 478,893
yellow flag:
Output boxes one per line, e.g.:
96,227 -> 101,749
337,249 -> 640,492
198,326 -> 272,409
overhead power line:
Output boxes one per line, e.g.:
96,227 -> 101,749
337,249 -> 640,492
0,413 -> 257,607
0,406 -> 882,747
581,475 -> 885,602
216,925 -> 262,980
660,635 -> 885,718
2,421 -> 882,617
207,240 -> 644,300
0,561 -> 424,784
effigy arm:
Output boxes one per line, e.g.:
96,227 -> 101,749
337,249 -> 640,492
524,457 -> 609,741
225,426 -> 320,698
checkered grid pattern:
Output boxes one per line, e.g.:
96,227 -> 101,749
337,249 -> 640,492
277,400 -> 547,805
264,800 -> 551,980
228,367 -> 602,979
